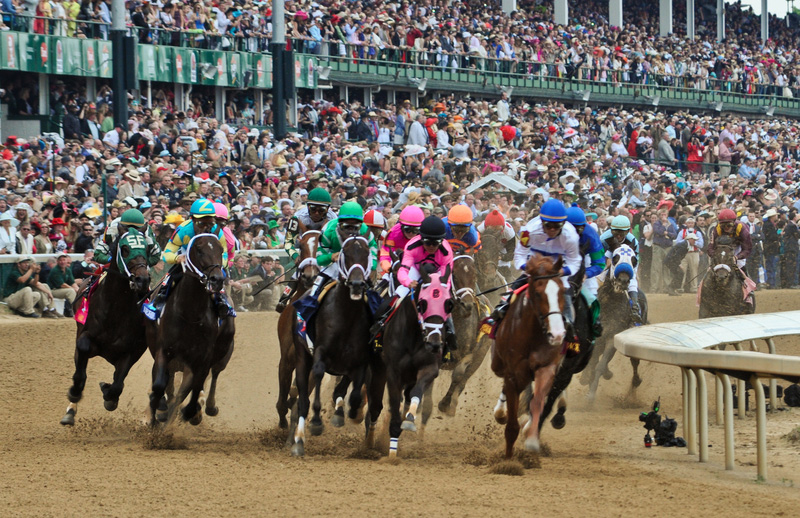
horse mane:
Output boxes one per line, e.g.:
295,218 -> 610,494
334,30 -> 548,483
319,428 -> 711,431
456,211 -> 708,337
525,254 -> 557,279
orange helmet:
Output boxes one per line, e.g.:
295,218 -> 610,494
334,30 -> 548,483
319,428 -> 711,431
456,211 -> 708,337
448,205 -> 474,225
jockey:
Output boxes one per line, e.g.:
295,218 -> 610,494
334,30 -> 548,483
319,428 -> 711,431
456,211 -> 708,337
379,205 -> 425,275
152,198 -> 232,317
443,204 -> 481,253
598,215 -> 642,323
213,203 -> 237,260
307,201 -> 378,299
396,216 -> 457,357
477,209 -> 515,271
706,208 -> 756,302
565,206 -> 605,295
488,199 -> 581,329
363,209 -> 387,253
94,209 -> 161,266
276,187 -> 337,312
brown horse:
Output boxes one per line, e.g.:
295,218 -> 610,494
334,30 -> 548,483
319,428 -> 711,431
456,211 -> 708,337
276,228 -> 321,429
699,238 -> 755,318
490,254 -> 566,458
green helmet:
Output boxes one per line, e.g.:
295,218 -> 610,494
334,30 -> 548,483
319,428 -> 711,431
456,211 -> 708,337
338,201 -> 364,222
120,209 -> 145,228
307,187 -> 332,205
610,215 -> 631,231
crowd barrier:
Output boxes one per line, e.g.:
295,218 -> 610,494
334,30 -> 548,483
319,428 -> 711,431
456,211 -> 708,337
614,311 -> 800,481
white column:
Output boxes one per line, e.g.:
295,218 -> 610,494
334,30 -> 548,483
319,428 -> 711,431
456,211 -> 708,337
215,87 -> 224,122
173,83 -> 183,112
760,0 -> 769,42
554,0 -> 568,26
38,74 -> 49,116
716,0 -> 725,42
659,0 -> 673,36
686,0 -> 695,39
501,0 -> 517,14
609,0 -> 623,28
86,78 -> 97,106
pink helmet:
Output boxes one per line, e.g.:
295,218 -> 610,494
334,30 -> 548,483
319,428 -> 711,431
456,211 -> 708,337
398,205 -> 425,227
213,202 -> 229,220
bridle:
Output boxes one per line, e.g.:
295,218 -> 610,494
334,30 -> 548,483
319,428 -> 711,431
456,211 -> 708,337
527,271 -> 564,329
116,231 -> 149,291
183,233 -> 223,291
297,230 -> 322,274
452,254 -> 476,304
338,236 -> 372,283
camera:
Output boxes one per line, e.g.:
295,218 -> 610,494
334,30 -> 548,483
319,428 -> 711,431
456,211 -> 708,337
638,398 -> 661,447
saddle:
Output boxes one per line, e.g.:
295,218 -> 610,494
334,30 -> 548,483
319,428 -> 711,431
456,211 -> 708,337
74,270 -> 107,324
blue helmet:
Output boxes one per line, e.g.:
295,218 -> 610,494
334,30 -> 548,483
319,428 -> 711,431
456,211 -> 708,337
566,206 -> 587,226
190,199 -> 216,219
540,199 -> 568,222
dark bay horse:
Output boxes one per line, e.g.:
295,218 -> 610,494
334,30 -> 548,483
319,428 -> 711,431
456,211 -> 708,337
382,266 -> 449,457
699,238 -> 755,318
276,229 -> 321,429
585,245 -> 648,402
491,254 -> 566,458
61,230 -> 151,426
425,251 -> 490,422
290,236 -> 385,457
146,233 -> 230,426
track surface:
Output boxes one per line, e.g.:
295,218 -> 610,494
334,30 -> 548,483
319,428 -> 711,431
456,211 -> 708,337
2,292 -> 799,517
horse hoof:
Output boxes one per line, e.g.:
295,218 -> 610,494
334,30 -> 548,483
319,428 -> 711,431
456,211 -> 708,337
551,413 -> 566,430
205,406 -> 219,417
524,437 -> 541,453
157,396 -> 168,413
189,413 -> 203,426
401,419 -> 417,433
438,401 -> 457,417
309,422 -> 324,436
632,375 -> 643,388
278,418 -> 288,429
331,413 -> 345,428
60,409 -> 75,426
156,410 -> 168,423
602,369 -> 614,381
103,400 -> 118,412
493,410 -> 508,425
291,440 -> 305,457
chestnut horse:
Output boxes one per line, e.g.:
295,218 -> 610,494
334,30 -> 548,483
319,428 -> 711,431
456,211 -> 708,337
276,229 -> 321,429
491,254 -> 566,458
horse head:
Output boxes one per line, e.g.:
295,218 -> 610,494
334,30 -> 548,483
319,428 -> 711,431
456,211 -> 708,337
297,230 -> 321,291
525,254 -> 566,347
417,266 -> 453,354
476,232 -> 501,280
339,236 -> 371,300
185,233 -> 225,294
114,229 -> 151,295
451,252 -> 477,307
609,244 -> 638,293
711,237 -> 737,283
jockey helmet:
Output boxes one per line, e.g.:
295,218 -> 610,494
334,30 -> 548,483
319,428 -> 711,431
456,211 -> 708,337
364,209 -> 386,229
718,209 -> 737,222
610,215 -> 631,230
213,203 -> 229,221
448,204 -> 474,225
120,209 -> 145,228
539,199 -> 567,222
338,201 -> 364,222
566,206 -> 587,226
399,205 -> 425,226
307,187 -> 332,205
484,209 -> 506,227
420,216 -> 447,240
190,199 -> 216,219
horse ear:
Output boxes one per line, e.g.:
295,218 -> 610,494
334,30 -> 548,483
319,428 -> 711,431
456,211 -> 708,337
612,254 -> 620,265
121,244 -> 131,258
553,256 -> 563,272
631,256 -> 638,268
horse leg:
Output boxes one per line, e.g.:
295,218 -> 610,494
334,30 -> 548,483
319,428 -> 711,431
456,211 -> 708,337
181,366 -> 209,426
347,370 -> 367,424
587,339 -> 617,403
276,350 -> 295,429
156,373 -> 174,424
206,332 -> 234,417
525,363 -> 558,452
292,351 -> 311,457
540,362 -> 575,431
402,364 -> 439,433
148,348 -> 169,427
493,390 -> 508,424
99,352 -> 138,412
580,339 -> 605,386
365,359 -> 386,449
167,368 -> 193,425
440,335 -> 491,416
631,358 -> 642,388
309,358 -> 325,437
503,381 -> 520,459
421,382 -> 434,426
387,372 -> 404,458
61,335 -> 92,426
331,375 -> 350,427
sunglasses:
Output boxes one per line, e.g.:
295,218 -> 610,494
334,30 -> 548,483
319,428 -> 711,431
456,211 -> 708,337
401,225 -> 420,235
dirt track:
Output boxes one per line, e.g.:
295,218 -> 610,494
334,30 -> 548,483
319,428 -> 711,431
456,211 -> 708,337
1,291 -> 799,517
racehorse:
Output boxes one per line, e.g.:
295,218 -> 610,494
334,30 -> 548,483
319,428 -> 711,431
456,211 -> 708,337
276,228 -> 321,429
490,254 -> 566,458
475,230 -> 509,307
424,250 -> 491,422
290,236 -> 385,457
699,237 -> 755,318
146,234 -> 230,426
60,230 -> 151,426
382,265 -> 449,457
585,245 -> 648,401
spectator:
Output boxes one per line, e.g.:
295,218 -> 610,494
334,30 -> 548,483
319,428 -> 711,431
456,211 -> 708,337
47,251 -> 78,317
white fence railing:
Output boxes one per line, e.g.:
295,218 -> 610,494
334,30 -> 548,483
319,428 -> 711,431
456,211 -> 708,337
0,250 -> 290,264
614,311 -> 800,481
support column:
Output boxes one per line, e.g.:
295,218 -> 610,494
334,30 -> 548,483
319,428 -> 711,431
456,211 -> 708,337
659,0 -> 673,36
110,0 -> 127,129
501,0 -> 517,14
686,0 -> 695,39
760,0 -> 769,42
86,78 -> 97,106
173,83 -> 184,112
609,0 -> 623,28
716,0 -> 725,42
215,87 -> 224,122
554,0 -> 568,26
38,74 -> 49,116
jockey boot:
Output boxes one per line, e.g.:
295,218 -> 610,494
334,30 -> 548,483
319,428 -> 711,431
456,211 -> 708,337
308,275 -> 328,301
443,316 -> 457,362
486,293 -> 511,327
369,295 -> 398,345
215,291 -> 236,319
275,282 -> 296,313
628,291 -> 643,325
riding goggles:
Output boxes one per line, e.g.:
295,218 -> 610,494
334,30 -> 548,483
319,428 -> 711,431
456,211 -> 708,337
308,203 -> 328,214
401,225 -> 421,235
422,238 -> 443,247
339,222 -> 361,234
543,221 -> 564,230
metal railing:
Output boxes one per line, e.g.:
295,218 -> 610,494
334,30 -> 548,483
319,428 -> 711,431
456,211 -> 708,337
614,311 -> 800,482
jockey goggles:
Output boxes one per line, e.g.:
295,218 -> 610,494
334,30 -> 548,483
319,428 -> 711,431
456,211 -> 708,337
422,238 -> 443,247
401,225 -> 421,235
308,203 -> 328,214
339,221 -> 361,234
543,221 -> 564,230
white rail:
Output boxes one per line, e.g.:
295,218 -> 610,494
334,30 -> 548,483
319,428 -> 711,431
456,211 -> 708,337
614,311 -> 800,482
0,250 -> 289,264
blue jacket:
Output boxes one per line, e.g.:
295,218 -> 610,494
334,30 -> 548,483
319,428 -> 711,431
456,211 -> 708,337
442,217 -> 481,250
580,225 -> 606,279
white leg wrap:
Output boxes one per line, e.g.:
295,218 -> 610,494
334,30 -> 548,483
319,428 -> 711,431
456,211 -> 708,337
389,437 -> 399,457
335,396 -> 344,409
408,396 -> 420,418
295,417 -> 306,443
